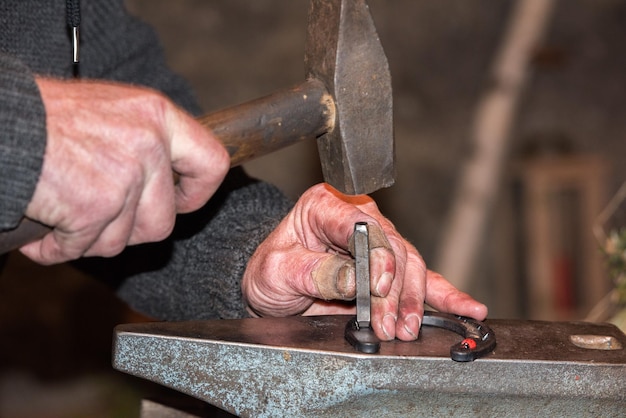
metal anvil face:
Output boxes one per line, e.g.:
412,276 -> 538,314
113,315 -> 626,417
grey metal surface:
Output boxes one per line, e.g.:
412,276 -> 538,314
113,315 -> 626,417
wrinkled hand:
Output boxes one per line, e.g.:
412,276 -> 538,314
242,183 -> 488,341
21,78 -> 229,264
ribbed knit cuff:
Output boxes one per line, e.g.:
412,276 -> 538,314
114,177 -> 294,321
0,54 -> 46,230
76,169 -> 295,321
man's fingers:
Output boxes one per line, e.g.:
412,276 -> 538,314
347,222 -> 391,254
347,223 -> 395,297
20,226 -> 100,264
425,270 -> 489,321
370,244 -> 418,341
167,107 -> 229,213
19,234 -> 69,265
310,223 -> 397,302
126,166 -> 177,246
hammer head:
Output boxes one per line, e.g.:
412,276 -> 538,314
305,0 -> 395,195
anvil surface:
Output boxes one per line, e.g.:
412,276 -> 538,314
113,315 -> 626,417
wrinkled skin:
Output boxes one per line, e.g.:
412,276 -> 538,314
21,78 -> 230,264
243,183 -> 488,341
18,79 -> 485,340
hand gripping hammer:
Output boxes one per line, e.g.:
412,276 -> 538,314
0,0 -> 394,253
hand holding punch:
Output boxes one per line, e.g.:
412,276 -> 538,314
344,222 -> 381,353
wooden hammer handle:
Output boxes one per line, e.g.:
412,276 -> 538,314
0,79 -> 334,255
0,219 -> 51,255
204,78 -> 334,166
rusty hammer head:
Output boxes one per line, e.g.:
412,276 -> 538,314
305,0 -> 395,196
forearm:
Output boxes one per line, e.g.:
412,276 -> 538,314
0,54 -> 46,230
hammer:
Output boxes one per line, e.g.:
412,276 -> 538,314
0,0 -> 394,254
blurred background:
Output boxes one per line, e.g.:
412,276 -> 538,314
1,0 -> 625,416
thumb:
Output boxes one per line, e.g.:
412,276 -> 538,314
311,255 -> 356,300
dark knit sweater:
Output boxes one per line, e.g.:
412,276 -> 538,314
0,0 -> 293,319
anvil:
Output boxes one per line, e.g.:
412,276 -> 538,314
113,315 -> 626,417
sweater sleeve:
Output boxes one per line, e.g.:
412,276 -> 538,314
76,168 -> 294,320
0,53 -> 46,230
